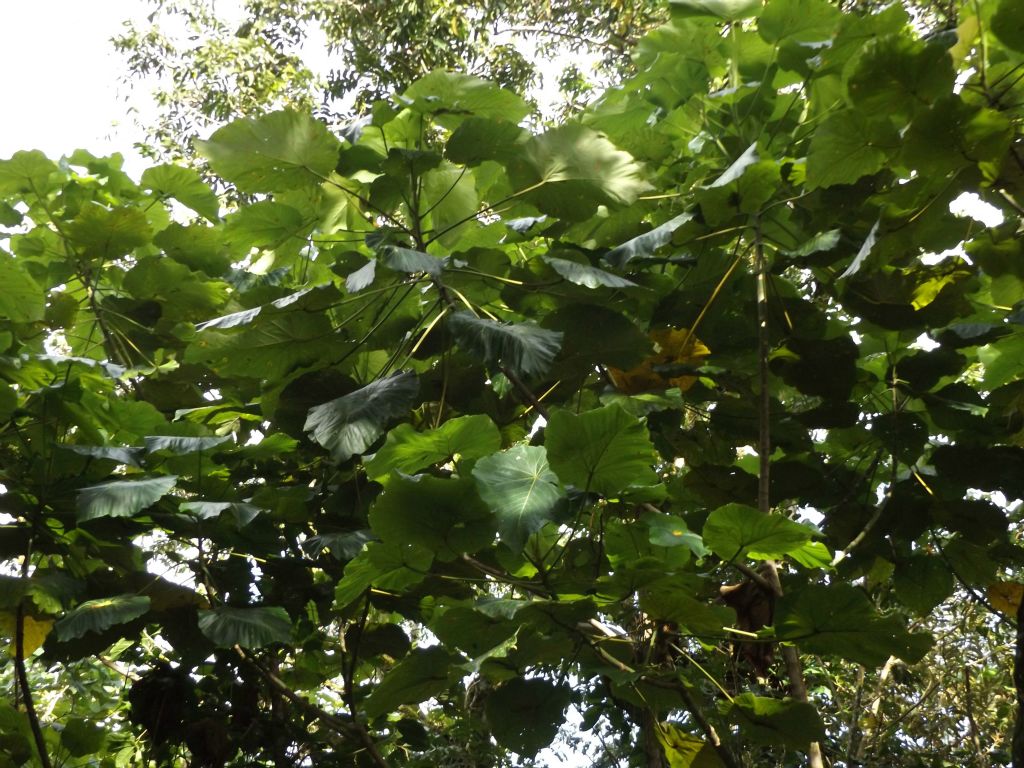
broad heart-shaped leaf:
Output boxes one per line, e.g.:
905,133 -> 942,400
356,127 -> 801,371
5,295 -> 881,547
719,694 -> 825,749
76,475 -> 178,521
447,311 -> 563,378
197,606 -> 292,648
894,554 -> 954,615
702,504 -> 818,561
508,125 -> 652,220
669,0 -> 761,20
758,0 -> 841,43
656,722 -> 725,768
485,678 -> 570,756
364,414 -> 501,479
401,70 -> 530,124
472,445 -> 565,552
605,212 -> 695,267
140,164 -> 220,221
53,595 -> 151,642
363,646 -> 460,719
66,204 -> 152,259
144,435 -> 231,454
368,473 -> 495,560
63,445 -> 144,467
545,405 -> 659,496
0,150 -> 58,194
0,255 -> 44,323
195,109 -> 341,193
0,613 -> 53,656
805,110 -> 898,190
775,584 -> 933,666
304,371 -> 419,462
542,256 -> 638,289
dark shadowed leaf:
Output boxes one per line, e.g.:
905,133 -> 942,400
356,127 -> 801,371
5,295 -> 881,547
54,595 -> 151,642
304,372 -> 419,462
363,646 -> 459,718
197,606 -> 292,648
77,476 -> 178,521
448,311 -> 562,378
486,678 -> 570,756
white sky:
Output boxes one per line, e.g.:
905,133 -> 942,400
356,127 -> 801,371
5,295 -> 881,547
0,1 -> 153,171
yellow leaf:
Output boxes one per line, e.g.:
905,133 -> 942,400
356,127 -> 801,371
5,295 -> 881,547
608,327 -> 710,395
987,581 -> 1024,615
656,722 -> 725,768
0,611 -> 54,657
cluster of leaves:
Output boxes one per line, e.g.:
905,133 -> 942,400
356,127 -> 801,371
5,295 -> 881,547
113,0 -> 669,161
2,0 -> 1024,766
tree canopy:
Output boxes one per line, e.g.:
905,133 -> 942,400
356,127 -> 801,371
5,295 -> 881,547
2,0 -> 1024,766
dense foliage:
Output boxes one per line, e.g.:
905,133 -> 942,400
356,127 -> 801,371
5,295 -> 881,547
2,0 -> 1024,766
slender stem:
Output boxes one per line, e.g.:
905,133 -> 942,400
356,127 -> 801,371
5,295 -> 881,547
15,538 -> 52,768
754,227 -> 824,768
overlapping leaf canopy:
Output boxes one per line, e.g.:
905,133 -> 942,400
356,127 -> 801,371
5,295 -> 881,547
2,1 -> 1023,766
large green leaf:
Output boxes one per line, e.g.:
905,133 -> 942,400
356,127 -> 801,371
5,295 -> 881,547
670,0 -> 761,20
334,542 -> 434,609
894,554 -> 955,615
758,0 -> 840,43
363,646 -> 459,718
141,164 -> 220,221
195,109 -> 341,193
992,0 -> 1024,52
197,606 -> 293,648
448,311 -> 563,378
702,504 -> 818,561
378,245 -> 446,277
304,371 -> 419,462
543,256 -> 638,289
54,595 -> 151,642
369,473 -> 494,559
775,584 -> 933,666
364,414 -> 501,479
605,212 -> 695,267
472,445 -> 564,552
0,256 -> 44,323
66,204 -> 153,259
76,475 -> 178,521
545,405 -> 659,496
656,722 -> 725,768
485,678 -> 570,756
0,150 -> 58,194
805,110 -> 898,189
144,435 -> 231,454
402,71 -> 530,124
509,125 -> 652,220
720,693 -> 825,749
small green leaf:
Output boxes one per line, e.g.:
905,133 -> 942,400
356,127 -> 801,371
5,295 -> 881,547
54,595 -> 151,642
448,311 -> 563,378
644,511 -> 708,558
196,109 -> 341,193
363,646 -> 458,718
197,606 -> 292,648
702,504 -> 817,561
77,476 -> 178,521
305,372 -> 419,462
545,405 -> 659,496
485,678 -> 570,756
141,164 -> 220,221
992,0 -> 1024,52
473,445 -> 564,552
